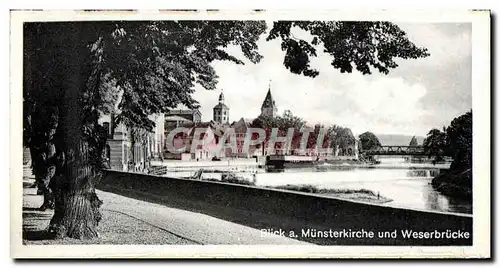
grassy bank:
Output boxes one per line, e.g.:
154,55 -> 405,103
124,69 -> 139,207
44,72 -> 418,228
324,159 -> 363,165
203,173 -> 256,186
431,168 -> 472,200
184,170 -> 391,204
269,184 -> 393,204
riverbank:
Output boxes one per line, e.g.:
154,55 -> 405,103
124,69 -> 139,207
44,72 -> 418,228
145,158 -> 464,213
270,184 -> 393,204
183,171 -> 393,205
100,170 -> 473,245
431,168 -> 472,201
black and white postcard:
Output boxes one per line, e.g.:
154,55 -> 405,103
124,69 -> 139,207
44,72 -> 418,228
10,9 -> 491,258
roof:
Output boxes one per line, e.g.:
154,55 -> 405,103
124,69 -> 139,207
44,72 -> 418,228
230,117 -> 257,129
177,121 -> 209,129
261,88 -> 276,109
166,109 -> 202,115
164,115 -> 192,122
213,103 -> 230,110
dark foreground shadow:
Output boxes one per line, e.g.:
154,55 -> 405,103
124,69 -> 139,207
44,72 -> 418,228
97,184 -> 379,245
23,230 -> 55,241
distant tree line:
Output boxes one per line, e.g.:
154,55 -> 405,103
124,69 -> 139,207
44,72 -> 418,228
425,110 -> 472,200
358,132 -> 382,151
423,110 -> 472,169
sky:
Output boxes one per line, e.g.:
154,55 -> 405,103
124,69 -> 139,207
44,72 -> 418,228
189,22 -> 472,137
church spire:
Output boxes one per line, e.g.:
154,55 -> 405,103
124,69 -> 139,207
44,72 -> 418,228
260,79 -> 277,118
214,88 -> 229,124
218,89 -> 225,104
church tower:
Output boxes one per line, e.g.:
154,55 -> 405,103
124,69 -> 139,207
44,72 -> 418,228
213,90 -> 229,124
260,81 -> 278,118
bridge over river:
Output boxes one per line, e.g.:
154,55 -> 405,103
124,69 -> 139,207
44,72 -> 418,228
362,145 -> 425,156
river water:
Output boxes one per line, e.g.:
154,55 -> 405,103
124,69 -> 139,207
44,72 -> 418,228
160,157 -> 472,215
255,157 -> 472,215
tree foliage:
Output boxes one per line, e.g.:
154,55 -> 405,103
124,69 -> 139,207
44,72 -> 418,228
250,111 -> 356,156
92,21 -> 267,131
446,111 -> 472,171
328,125 -> 356,151
358,132 -> 382,151
428,111 -> 472,200
423,111 -> 472,169
250,110 -> 306,153
423,128 -> 450,161
267,21 -> 429,77
23,21 -> 267,239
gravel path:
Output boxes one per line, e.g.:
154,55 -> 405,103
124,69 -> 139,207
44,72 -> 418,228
22,178 -> 307,245
99,189 -> 309,245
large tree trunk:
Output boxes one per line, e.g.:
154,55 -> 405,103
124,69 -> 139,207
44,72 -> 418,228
49,141 -> 103,239
25,23 -> 105,239
52,24 -> 104,240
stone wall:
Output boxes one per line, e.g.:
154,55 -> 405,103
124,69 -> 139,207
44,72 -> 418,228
99,170 -> 472,245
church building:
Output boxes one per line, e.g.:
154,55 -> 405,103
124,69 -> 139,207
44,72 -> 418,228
260,82 -> 278,118
213,90 -> 230,124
